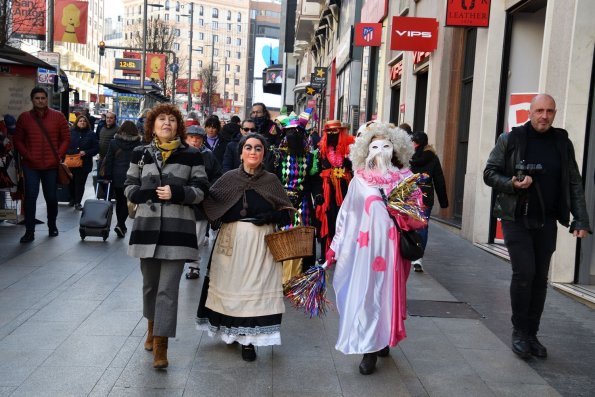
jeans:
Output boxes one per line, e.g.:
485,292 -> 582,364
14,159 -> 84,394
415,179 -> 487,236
502,217 -> 557,335
22,165 -> 58,232
417,207 -> 432,251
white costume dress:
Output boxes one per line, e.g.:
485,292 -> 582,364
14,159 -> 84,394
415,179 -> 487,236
331,168 -> 421,354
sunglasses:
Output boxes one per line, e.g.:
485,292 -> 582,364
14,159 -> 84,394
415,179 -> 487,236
242,127 -> 257,132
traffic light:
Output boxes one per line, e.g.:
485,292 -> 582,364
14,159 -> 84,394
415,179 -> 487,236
73,90 -> 80,104
98,41 -> 105,56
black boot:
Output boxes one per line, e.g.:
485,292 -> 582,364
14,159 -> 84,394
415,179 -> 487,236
359,353 -> 377,375
377,346 -> 390,357
528,335 -> 547,358
511,329 -> 530,359
241,344 -> 256,362
20,231 -> 35,243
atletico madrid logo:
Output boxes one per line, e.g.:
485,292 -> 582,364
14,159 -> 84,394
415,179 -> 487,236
363,27 -> 374,43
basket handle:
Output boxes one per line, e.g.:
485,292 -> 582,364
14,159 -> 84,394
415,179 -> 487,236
278,206 -> 304,227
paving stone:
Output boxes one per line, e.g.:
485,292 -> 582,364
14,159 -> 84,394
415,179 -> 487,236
486,382 -> 561,397
10,366 -> 105,397
0,348 -> 53,387
418,373 -> 495,397
28,298 -> 101,323
75,310 -> 143,336
272,355 -> 341,395
43,335 -> 127,368
0,320 -> 78,351
186,367 -> 273,397
107,387 -> 184,397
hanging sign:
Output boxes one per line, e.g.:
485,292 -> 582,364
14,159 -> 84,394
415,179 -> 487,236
390,17 -> 438,52
446,0 -> 491,28
12,0 -> 46,40
354,23 -> 382,47
54,0 -> 89,44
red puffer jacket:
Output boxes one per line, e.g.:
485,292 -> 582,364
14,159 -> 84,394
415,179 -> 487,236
14,108 -> 70,170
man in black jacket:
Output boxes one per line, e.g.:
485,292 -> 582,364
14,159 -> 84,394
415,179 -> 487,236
484,94 -> 590,360
409,131 -> 449,272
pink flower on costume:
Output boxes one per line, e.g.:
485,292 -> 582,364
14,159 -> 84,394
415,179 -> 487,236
357,231 -> 369,248
388,226 -> 397,241
372,256 -> 386,272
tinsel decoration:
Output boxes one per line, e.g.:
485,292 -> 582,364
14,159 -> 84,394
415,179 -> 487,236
284,262 -> 332,318
386,173 -> 429,223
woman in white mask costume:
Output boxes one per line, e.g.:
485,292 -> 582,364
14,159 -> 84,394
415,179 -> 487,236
326,122 -> 424,375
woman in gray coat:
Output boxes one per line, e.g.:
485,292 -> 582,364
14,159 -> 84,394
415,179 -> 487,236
124,103 -> 209,369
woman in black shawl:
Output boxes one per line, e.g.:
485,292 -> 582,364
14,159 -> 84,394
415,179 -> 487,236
196,133 -> 292,362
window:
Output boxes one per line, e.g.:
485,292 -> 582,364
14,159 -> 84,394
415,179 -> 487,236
214,49 -> 219,56
236,51 -> 241,59
198,32 -> 204,40
174,29 -> 180,37
212,8 -> 218,18
198,5 -> 203,16
196,46 -> 203,54
164,14 -> 169,21
237,24 -> 241,32
225,64 -> 230,72
176,14 -> 180,22
213,62 -> 219,70
237,12 -> 241,22
234,78 -> 240,86
235,65 -> 240,73
213,34 -> 218,43
175,2 -> 180,12
173,43 -> 180,50
225,78 -> 230,84
235,38 -> 241,46
234,93 -> 238,101
225,50 -> 231,57
212,21 -> 218,29
227,23 -> 231,31
227,10 -> 231,20
225,91 -> 229,99
226,36 -> 231,45
197,60 -> 202,68
198,18 -> 203,26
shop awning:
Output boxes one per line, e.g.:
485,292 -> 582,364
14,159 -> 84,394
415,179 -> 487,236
0,45 -> 56,70
101,83 -> 170,103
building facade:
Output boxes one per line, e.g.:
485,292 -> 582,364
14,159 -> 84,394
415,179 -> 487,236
122,0 -> 251,118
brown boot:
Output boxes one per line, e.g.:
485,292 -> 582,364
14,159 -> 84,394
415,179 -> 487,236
153,336 -> 168,369
144,320 -> 154,351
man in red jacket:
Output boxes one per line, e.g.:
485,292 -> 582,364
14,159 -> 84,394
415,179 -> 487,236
13,87 -> 70,243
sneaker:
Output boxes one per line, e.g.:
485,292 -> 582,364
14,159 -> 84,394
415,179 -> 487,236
114,226 -> 126,238
412,259 -> 424,272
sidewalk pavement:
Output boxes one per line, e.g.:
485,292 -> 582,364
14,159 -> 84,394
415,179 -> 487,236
0,190 -> 593,396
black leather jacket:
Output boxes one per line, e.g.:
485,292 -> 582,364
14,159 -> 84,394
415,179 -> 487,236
483,122 -> 590,232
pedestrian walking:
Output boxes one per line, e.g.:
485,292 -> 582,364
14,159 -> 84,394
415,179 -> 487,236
66,115 -> 99,210
101,120 -> 142,238
484,93 -> 590,359
13,87 -> 70,243
250,102 -> 282,148
221,119 -> 256,172
124,103 -> 209,369
409,131 -> 449,272
196,133 -> 292,362
203,116 -> 229,166
327,122 -> 424,375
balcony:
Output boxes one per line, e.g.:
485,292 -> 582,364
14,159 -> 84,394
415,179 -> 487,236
295,1 -> 321,41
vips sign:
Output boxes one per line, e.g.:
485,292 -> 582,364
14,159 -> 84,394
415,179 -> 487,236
390,17 -> 438,52
446,0 -> 491,27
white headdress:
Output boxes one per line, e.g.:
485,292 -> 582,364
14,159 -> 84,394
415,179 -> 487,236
349,121 -> 414,170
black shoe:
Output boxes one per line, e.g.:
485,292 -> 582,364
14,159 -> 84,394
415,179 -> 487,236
114,226 -> 126,238
528,335 -> 547,358
511,330 -> 531,359
359,353 -> 377,375
68,201 -> 75,207
48,225 -> 59,237
74,203 -> 83,211
241,344 -> 256,362
377,346 -> 390,357
20,231 -> 35,243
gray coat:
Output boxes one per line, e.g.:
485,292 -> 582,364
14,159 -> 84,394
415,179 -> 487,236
124,142 -> 210,260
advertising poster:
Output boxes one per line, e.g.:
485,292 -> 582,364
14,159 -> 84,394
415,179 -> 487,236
54,0 -> 89,44
253,38 -> 279,78
508,93 -> 537,132
12,0 -> 46,40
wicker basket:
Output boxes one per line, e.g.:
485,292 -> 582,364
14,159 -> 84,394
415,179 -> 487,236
265,207 -> 316,262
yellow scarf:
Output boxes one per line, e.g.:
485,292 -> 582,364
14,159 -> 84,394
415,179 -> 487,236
154,136 -> 181,164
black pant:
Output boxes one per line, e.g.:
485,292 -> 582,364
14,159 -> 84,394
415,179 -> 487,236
502,217 -> 557,335
114,187 -> 128,229
69,168 -> 90,205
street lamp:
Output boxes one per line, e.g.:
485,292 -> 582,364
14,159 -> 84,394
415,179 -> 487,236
180,3 -> 194,112
140,2 -> 164,91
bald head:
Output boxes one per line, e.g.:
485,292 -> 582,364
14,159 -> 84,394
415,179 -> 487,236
529,94 -> 556,133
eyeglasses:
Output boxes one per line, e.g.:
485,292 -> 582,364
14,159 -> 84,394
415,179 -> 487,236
242,128 -> 257,132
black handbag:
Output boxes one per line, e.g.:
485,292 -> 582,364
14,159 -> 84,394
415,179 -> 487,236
379,188 -> 424,261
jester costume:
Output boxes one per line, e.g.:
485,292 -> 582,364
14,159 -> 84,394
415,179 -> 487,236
316,120 -> 355,257
274,111 -> 321,279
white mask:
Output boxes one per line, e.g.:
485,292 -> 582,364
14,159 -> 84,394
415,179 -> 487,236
365,138 -> 393,172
